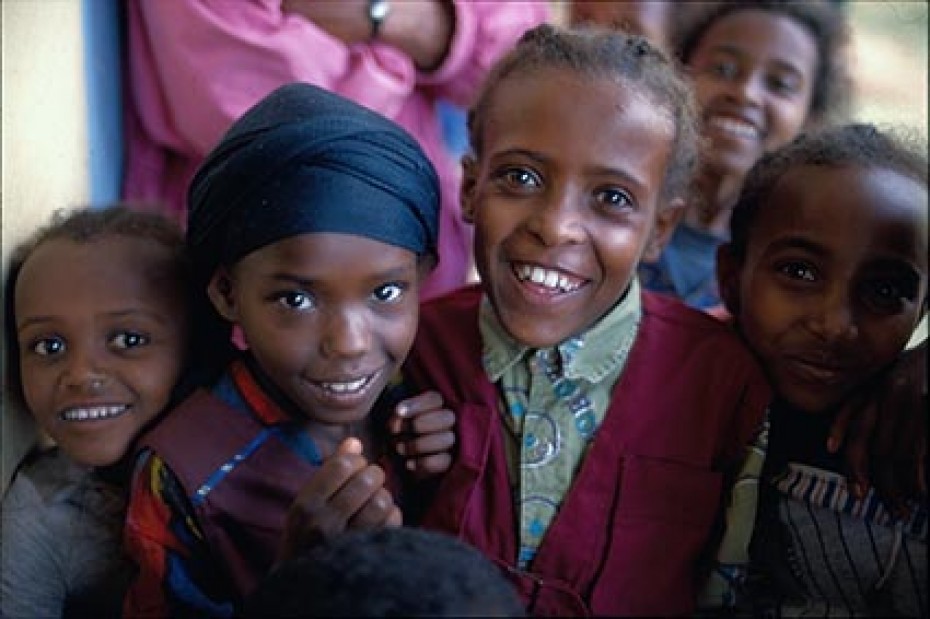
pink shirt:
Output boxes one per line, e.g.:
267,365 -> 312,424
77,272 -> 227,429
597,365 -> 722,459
123,0 -> 549,300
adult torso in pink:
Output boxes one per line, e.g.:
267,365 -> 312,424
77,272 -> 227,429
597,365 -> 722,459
123,0 -> 549,300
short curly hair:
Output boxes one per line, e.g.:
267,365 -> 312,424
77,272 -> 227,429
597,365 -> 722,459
673,0 -> 853,127
728,123 -> 928,258
243,528 -> 526,617
467,23 -> 701,204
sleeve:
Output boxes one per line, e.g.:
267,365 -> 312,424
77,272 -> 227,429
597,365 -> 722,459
123,451 -> 235,617
415,1 -> 551,105
130,0 -> 420,157
0,475 -> 68,618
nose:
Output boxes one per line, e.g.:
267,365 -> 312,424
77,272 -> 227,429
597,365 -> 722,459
320,309 -> 370,359
61,344 -> 108,393
726,71 -> 764,107
808,290 -> 858,343
524,186 -> 586,247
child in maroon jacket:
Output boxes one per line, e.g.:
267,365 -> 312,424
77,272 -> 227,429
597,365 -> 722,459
402,24 -> 772,616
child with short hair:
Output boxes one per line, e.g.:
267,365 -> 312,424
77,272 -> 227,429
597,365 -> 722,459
716,123 -> 928,616
640,0 -> 852,311
402,24 -> 772,616
243,527 -> 526,618
1,205 -> 191,618
122,83 -> 453,616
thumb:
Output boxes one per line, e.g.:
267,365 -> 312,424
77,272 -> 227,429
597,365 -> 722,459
336,437 -> 364,456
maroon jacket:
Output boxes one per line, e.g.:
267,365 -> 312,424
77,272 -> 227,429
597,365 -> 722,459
404,285 -> 771,616
140,385 -> 320,598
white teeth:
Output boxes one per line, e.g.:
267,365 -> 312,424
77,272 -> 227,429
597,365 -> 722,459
515,264 -> 582,293
61,405 -> 128,421
710,117 -> 758,139
321,376 -> 370,394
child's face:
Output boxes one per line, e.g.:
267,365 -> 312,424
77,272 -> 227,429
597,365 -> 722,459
211,233 -> 420,428
463,69 -> 677,347
689,9 -> 817,180
15,237 -> 188,467
720,165 -> 928,414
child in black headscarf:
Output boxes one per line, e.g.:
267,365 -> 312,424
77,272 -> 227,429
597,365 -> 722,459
122,83 -> 452,617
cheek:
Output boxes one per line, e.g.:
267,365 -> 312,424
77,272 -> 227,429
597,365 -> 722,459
19,363 -> 52,410
767,100 -> 810,148
384,311 -> 420,360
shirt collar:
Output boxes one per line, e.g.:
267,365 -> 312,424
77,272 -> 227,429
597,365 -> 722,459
228,356 -> 294,425
480,278 -> 642,383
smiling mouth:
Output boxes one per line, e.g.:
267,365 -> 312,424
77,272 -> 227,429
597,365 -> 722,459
60,405 -> 129,422
309,370 -> 384,402
513,262 -> 585,294
318,375 -> 374,395
784,357 -> 850,386
707,116 -> 760,141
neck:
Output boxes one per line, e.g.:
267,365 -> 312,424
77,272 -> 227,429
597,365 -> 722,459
683,169 -> 743,236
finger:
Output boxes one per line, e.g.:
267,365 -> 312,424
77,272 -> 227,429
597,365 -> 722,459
336,436 -> 364,456
396,430 -> 455,458
406,409 -> 456,435
328,463 -> 388,521
347,487 -> 398,529
406,452 -> 453,477
290,452 -> 368,511
827,400 -> 854,454
843,393 -> 878,499
395,391 -> 444,418
385,505 -> 403,528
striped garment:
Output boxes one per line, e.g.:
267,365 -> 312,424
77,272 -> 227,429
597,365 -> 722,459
750,462 -> 927,617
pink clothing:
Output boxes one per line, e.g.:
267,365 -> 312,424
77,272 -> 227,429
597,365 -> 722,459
123,0 -> 549,299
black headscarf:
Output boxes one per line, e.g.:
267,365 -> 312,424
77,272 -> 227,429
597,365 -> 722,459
185,83 -> 440,383
188,82 -> 440,287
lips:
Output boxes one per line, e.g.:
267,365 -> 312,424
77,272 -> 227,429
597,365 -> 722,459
512,262 -> 586,295
708,115 -> 761,140
317,375 -> 374,395
59,404 -> 129,422
308,369 -> 383,407
782,354 -> 853,387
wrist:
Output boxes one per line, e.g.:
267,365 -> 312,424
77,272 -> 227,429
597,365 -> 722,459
367,0 -> 391,40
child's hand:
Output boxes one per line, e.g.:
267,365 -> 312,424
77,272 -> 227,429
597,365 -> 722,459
277,437 -> 402,564
387,390 -> 455,478
828,341 -> 927,513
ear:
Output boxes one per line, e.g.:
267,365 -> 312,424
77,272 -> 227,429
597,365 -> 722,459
715,242 -> 742,316
643,197 -> 685,263
207,268 -> 239,322
460,155 -> 478,224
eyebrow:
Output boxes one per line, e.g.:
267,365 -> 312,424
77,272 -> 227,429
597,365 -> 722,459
268,264 -> 415,287
762,236 -> 828,257
708,44 -> 807,76
17,308 -> 170,332
491,148 -> 650,193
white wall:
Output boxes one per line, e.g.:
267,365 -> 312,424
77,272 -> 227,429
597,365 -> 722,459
2,0 -> 90,491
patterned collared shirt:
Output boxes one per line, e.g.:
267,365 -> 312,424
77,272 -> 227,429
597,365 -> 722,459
479,279 -> 642,568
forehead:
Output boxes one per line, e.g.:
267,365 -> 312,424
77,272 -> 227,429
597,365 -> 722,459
753,165 -> 928,264
692,9 -> 819,71
15,236 -> 183,314
237,232 -> 418,274
482,68 -> 675,174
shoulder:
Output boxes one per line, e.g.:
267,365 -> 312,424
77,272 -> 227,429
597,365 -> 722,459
637,290 -> 771,421
642,292 -> 751,352
419,284 -> 482,320
415,284 -> 483,345
2,449 -> 91,509
140,386 -> 241,448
